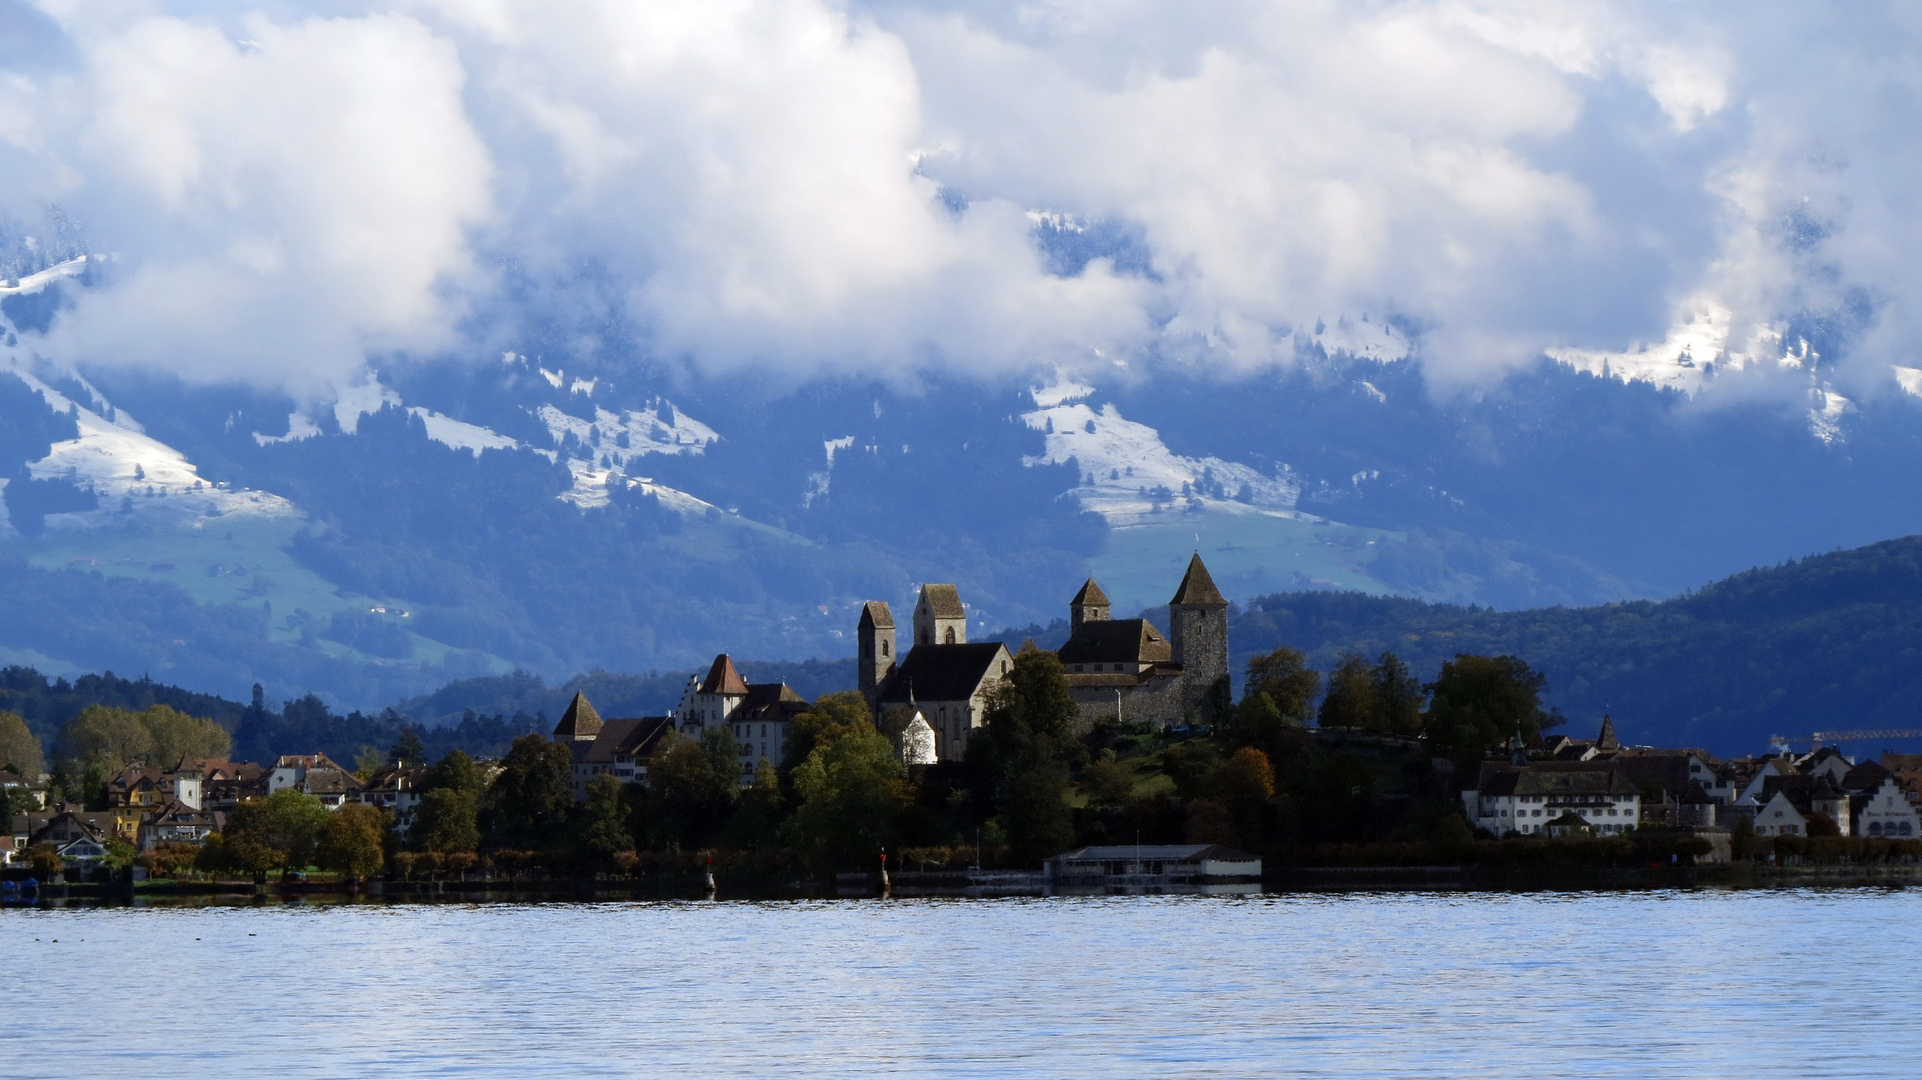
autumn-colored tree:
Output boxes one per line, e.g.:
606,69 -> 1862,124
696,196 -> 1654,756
0,711 -> 44,776
318,803 -> 388,881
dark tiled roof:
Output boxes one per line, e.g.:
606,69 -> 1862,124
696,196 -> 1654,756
1168,554 -> 1227,606
1760,774 -> 1849,810
1478,764 -> 1639,797
740,683 -> 808,723
1058,619 -> 1172,665
1680,781 -> 1715,805
1843,760 -> 1894,792
581,717 -> 641,765
859,601 -> 894,629
583,716 -> 675,764
697,655 -> 750,696
918,584 -> 965,619
1070,578 -> 1110,607
1609,755 -> 1692,796
274,753 -> 351,773
553,692 -> 606,740
879,643 -> 1009,704
301,768 -> 362,796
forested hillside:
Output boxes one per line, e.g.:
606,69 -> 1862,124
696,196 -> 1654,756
1227,536 -> 1922,754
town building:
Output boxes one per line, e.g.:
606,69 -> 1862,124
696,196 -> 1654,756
360,766 -> 427,833
1854,778 -> 1919,838
0,769 -> 46,810
268,753 -> 361,807
667,654 -> 814,782
574,714 -> 674,799
1463,761 -> 1642,836
730,682 -> 809,779
186,758 -> 267,812
137,802 -> 224,850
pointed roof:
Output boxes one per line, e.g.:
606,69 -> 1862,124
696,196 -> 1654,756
697,654 -> 750,696
1596,714 -> 1619,752
1070,578 -> 1110,607
859,601 -> 894,629
552,692 -> 605,741
917,583 -> 965,619
1169,553 -> 1227,606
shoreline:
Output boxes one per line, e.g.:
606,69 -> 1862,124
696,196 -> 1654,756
7,863 -> 1922,907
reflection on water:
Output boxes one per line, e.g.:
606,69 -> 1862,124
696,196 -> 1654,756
4,890 -> 1917,1078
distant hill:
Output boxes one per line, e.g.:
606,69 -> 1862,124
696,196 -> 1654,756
1225,536 -> 1922,756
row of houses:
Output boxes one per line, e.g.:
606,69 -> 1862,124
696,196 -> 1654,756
4,751 -> 432,871
1465,717 -> 1922,841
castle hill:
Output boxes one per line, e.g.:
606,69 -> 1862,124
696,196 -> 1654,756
7,551 -> 1921,904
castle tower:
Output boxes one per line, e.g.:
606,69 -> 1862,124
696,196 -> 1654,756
1168,554 -> 1229,718
913,584 -> 966,646
1069,578 -> 1111,632
858,601 -> 897,699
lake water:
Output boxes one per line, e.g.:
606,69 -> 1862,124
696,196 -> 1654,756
3,889 -> 1917,1078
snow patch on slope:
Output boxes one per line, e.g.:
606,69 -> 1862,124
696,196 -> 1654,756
1309,314 -> 1411,362
536,401 -> 719,467
0,255 -> 90,301
1548,299 -> 1801,394
1022,375 -> 1302,527
7,361 -> 298,531
1893,366 -> 1922,398
558,457 -> 723,517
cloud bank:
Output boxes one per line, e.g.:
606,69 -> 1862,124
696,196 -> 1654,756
0,0 -> 1917,398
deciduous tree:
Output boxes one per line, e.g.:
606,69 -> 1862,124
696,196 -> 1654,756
0,711 -> 43,776
1423,654 -> 1559,770
792,720 -> 907,870
578,774 -> 633,864
482,734 -> 574,847
413,788 -> 480,854
318,803 -> 388,881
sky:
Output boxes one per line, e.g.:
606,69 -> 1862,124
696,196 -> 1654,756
0,0 -> 1917,402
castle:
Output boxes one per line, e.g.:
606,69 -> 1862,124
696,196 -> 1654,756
857,554 -> 1230,762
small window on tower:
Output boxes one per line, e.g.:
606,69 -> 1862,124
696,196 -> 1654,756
944,627 -> 955,644
882,640 -> 890,657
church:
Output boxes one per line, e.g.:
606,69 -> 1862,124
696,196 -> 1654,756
856,554 -> 1231,762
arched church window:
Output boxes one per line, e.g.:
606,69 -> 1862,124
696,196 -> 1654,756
882,640 -> 889,657
944,627 -> 955,644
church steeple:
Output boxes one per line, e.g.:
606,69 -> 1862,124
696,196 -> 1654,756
1596,713 -> 1619,752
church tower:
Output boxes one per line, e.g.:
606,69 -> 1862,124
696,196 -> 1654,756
858,601 -> 897,700
1069,578 -> 1111,632
913,584 -> 967,646
1168,554 -> 1229,718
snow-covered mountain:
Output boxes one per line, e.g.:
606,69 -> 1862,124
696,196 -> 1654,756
7,261 -> 1922,710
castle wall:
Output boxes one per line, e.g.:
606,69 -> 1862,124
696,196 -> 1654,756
1068,674 -> 1187,730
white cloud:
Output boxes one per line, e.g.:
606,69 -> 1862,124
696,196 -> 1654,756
0,0 -> 1918,400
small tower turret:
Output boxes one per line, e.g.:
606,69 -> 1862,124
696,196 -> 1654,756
1069,578 -> 1111,633
913,584 -> 966,646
